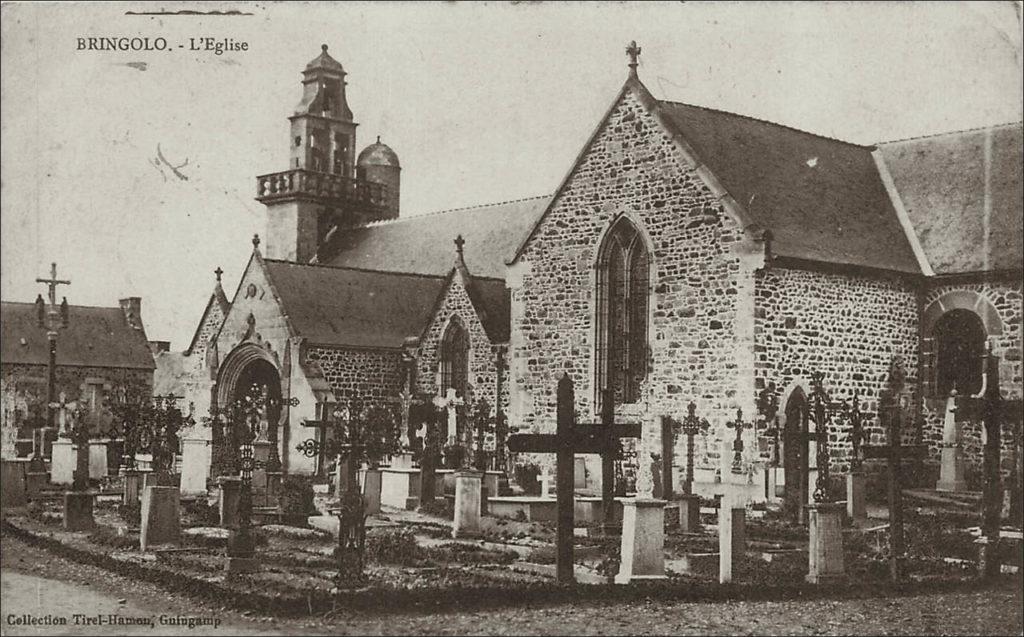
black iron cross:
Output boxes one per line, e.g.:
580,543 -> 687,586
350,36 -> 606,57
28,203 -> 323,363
725,408 -> 754,475
862,357 -> 927,582
506,375 -> 641,583
757,382 -> 781,467
846,393 -> 864,472
666,401 -> 710,496
299,402 -> 341,477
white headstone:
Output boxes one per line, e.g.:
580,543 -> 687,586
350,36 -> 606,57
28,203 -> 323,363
88,441 -> 108,480
180,428 -> 212,495
452,470 -> 482,538
539,466 -> 554,498
50,439 -> 75,485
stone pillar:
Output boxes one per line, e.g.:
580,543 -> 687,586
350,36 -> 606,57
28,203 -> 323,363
677,493 -> 701,532
452,470 -> 483,538
806,502 -> 845,584
179,431 -> 212,496
846,472 -> 866,524
615,499 -> 668,584
363,467 -> 382,515
123,470 -> 142,507
88,440 -> 108,480
718,502 -> 746,584
50,438 -> 75,486
140,485 -> 181,551
218,476 -> 242,528
63,491 -> 95,531
1,459 -> 28,508
936,393 -> 967,492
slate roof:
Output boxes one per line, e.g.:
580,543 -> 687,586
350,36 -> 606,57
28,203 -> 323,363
261,260 -> 447,349
462,275 -> 511,343
0,302 -> 155,370
875,123 -> 1023,274
655,100 -> 922,273
321,196 -> 551,279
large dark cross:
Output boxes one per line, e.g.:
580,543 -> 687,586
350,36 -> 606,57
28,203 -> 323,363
35,262 -> 70,457
862,358 -> 928,582
956,346 -> 1023,577
299,402 -> 338,477
666,402 -> 710,496
507,376 -> 641,582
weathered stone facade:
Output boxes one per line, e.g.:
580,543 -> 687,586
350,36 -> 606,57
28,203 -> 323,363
189,298 -> 227,363
307,346 -> 403,401
753,266 -> 920,473
509,87 -> 764,477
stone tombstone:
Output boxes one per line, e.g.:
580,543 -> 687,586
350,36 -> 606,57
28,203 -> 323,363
391,452 -> 415,470
846,472 -> 866,524
452,470 -> 483,538
806,502 -> 845,584
936,393 -> 967,492
677,493 -> 701,532
574,456 -> 587,490
218,476 -> 242,528
1,459 -> 29,507
50,438 -> 75,486
718,494 -> 746,584
123,470 -> 142,507
180,428 -> 212,496
88,441 -> 109,480
140,485 -> 181,551
63,491 -> 96,531
539,466 -> 555,498
363,467 -> 383,515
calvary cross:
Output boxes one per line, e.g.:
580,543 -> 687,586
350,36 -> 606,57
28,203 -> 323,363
506,375 -> 641,583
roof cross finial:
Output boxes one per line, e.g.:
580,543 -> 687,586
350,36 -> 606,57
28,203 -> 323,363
626,40 -> 641,77
252,234 -> 261,251
454,234 -> 465,256
214,266 -> 223,283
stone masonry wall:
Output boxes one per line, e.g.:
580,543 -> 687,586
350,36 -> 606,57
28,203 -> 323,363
416,272 -> 505,416
307,346 -> 404,402
189,298 -> 226,362
920,280 -> 1022,482
753,267 -> 920,474
509,87 -> 758,481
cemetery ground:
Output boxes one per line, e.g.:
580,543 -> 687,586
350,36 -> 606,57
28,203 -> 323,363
1,482 -> 1022,637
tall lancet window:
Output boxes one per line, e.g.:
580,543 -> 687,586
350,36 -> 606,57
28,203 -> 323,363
440,319 -> 470,398
596,217 -> 650,406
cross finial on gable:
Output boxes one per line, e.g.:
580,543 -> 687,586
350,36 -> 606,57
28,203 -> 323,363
252,234 -> 261,251
454,234 -> 465,256
214,266 -> 223,283
626,40 -> 641,76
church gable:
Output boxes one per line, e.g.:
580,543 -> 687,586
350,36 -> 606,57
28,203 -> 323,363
510,82 -> 755,438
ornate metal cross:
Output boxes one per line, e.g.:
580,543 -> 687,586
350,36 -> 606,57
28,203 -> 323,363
725,408 -> 754,475
757,382 -> 781,467
669,401 -> 710,496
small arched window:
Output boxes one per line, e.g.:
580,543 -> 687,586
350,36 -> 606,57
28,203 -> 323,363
933,309 -> 986,396
595,217 -> 650,407
440,319 -> 470,399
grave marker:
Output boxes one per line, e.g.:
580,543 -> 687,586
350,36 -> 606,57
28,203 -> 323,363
507,374 -> 641,583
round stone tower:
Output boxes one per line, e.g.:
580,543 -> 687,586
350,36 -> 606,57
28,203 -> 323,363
357,137 -> 401,220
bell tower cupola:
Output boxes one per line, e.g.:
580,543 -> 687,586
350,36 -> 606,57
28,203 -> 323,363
289,44 -> 356,177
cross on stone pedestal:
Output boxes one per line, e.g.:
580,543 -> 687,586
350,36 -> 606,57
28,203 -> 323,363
35,262 -> 71,454
434,387 -> 465,450
49,392 -> 78,439
396,382 -> 415,449
507,375 -> 641,583
725,408 -> 754,475
862,358 -> 927,582
539,466 -> 555,498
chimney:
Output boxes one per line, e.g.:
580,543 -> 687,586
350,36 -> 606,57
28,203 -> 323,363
119,297 -> 143,331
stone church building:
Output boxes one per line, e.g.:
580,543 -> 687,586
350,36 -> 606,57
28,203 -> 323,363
180,43 -> 1022,491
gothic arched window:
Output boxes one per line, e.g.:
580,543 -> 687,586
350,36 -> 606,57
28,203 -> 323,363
595,217 -> 650,406
440,319 -> 470,398
933,309 -> 986,396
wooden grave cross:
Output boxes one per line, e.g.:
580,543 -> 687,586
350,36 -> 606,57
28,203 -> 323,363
506,375 -> 641,583
861,359 -> 928,582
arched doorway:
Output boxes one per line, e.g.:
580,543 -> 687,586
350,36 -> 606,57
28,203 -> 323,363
933,309 -> 987,397
230,359 -> 283,441
782,387 -> 809,523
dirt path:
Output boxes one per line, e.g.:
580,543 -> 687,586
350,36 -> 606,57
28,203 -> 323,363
2,533 -> 1021,636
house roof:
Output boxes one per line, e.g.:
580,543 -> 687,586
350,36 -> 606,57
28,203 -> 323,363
320,196 -> 551,279
0,302 -> 155,370
875,123 -> 1023,274
261,260 -> 448,349
654,99 -> 922,273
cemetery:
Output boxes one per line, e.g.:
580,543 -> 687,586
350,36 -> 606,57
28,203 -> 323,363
2,352 -> 1021,617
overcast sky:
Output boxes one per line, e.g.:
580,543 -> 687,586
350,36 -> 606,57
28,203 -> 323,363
1,1 -> 1021,348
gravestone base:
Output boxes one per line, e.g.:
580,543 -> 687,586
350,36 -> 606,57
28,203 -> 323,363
718,505 -> 746,584
806,502 -> 845,584
936,446 -> 968,493
615,498 -> 668,584
363,468 -> 382,515
846,472 -> 866,523
218,477 -> 242,528
140,486 -> 181,551
1,459 -> 28,508
452,470 -> 483,539
224,557 -> 260,574
50,439 -> 75,486
63,491 -> 96,531
677,494 -> 701,532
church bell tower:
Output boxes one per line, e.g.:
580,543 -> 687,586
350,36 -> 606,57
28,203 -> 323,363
256,44 -> 392,262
